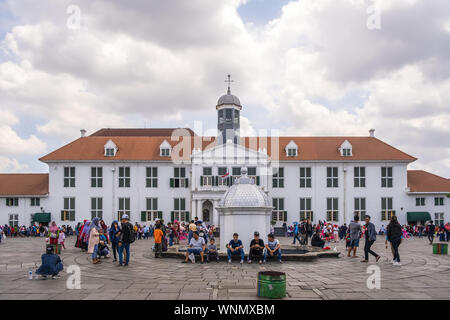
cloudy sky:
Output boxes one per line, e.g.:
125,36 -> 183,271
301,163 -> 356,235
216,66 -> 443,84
0,0 -> 449,177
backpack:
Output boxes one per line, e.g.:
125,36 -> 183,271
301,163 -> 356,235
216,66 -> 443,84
127,223 -> 136,244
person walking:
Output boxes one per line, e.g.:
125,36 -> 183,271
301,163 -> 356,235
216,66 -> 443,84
292,222 -> 301,244
348,215 -> 361,258
118,214 -> 134,266
428,221 -> 435,245
361,215 -> 381,263
386,216 -> 403,266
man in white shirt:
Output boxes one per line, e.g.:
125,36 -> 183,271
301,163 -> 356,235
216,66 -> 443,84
182,231 -> 206,264
263,233 -> 282,263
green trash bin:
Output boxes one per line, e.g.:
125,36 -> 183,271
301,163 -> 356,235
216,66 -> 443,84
47,244 -> 62,254
257,271 -> 286,299
432,243 -> 448,255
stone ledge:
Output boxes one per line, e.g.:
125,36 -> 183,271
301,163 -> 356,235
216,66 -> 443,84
144,244 -> 340,262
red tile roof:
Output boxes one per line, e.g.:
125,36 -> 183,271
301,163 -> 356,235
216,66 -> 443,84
39,134 -> 417,162
407,170 -> 450,193
0,174 -> 49,196
90,128 -> 196,137
241,137 -> 417,161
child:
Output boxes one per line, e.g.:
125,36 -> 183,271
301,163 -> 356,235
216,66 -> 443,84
153,226 -> 163,258
36,246 -> 64,279
207,238 -> 219,262
98,229 -> 110,258
58,229 -> 65,250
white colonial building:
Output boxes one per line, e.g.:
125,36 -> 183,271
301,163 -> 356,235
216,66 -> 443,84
1,87 -> 449,231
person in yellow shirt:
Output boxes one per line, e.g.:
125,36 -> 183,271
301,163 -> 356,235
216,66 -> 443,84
153,226 -> 164,258
188,220 -> 197,243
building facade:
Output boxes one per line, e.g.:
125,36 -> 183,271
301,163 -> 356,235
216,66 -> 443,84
1,89 -> 449,229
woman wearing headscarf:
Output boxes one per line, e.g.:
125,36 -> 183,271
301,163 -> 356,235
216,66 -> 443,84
81,220 -> 91,252
88,218 -> 101,264
108,220 -> 121,262
48,221 -> 59,247
75,220 -> 85,248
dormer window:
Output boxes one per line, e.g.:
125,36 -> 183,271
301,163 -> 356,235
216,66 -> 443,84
285,140 -> 298,157
287,148 -> 297,157
339,140 -> 352,157
161,148 -> 170,157
104,140 -> 117,157
159,140 -> 172,157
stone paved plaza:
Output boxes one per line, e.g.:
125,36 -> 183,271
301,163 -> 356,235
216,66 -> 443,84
0,236 -> 448,300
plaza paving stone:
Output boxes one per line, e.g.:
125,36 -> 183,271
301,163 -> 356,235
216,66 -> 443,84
0,235 -> 448,300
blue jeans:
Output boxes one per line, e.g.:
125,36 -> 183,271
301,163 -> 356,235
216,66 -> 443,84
169,235 -> 174,246
188,231 -> 193,244
99,247 -> 109,257
293,233 -> 301,244
264,248 -> 282,261
118,242 -> 130,265
187,248 -> 203,255
227,248 -> 245,261
91,244 -> 98,259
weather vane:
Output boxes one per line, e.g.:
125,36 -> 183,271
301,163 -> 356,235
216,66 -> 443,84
225,74 -> 234,94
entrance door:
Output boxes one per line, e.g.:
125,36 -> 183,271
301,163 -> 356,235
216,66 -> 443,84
202,200 -> 213,224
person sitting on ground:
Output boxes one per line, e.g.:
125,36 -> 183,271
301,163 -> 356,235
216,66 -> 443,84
153,225 -> 164,258
311,230 -> 325,248
248,231 -> 264,264
97,229 -> 110,258
263,233 -> 282,263
226,233 -> 245,264
36,246 -> 64,279
206,238 -> 219,263
183,231 -> 206,264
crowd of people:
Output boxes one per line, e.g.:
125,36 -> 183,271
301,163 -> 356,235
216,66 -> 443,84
284,219 -> 450,246
2,214 -> 448,278
0,224 -> 73,240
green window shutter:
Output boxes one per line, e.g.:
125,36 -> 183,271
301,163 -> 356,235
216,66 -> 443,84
185,178 -> 189,188
61,211 -> 64,220
256,176 -> 260,186
70,211 -> 75,221
283,211 -> 287,222
141,211 -> 146,221
185,211 -> 190,222
158,211 -> 163,219
200,176 -> 203,186
214,176 -> 218,186
170,178 -> 174,188
171,211 -> 174,222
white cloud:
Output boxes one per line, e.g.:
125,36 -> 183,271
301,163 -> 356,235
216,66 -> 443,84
0,125 -> 46,155
0,156 -> 29,172
0,0 -> 449,176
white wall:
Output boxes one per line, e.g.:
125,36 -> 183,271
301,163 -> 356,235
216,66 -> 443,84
2,159 -> 447,230
407,194 -> 450,226
45,162 -> 190,228
0,196 -> 49,226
